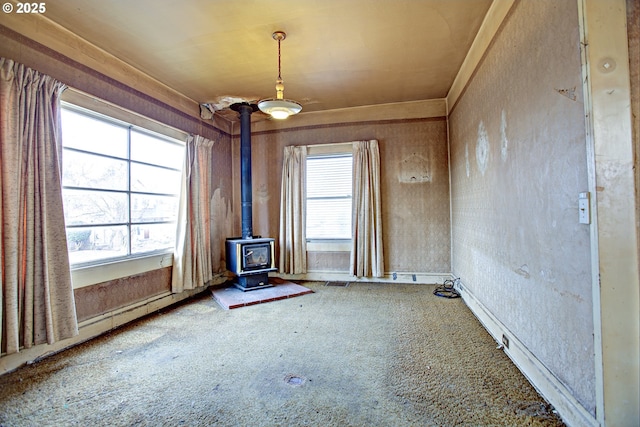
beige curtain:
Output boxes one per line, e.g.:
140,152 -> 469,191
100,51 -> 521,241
351,140 -> 384,277
0,58 -> 78,355
279,145 -> 307,274
172,135 -> 215,293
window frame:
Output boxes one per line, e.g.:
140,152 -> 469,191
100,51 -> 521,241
305,143 -> 353,251
60,89 -> 188,287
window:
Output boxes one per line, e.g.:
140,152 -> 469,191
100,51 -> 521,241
61,104 -> 184,266
306,154 -> 352,240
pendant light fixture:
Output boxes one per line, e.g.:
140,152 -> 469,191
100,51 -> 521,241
258,31 -> 302,120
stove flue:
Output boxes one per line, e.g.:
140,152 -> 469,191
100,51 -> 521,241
226,103 -> 276,291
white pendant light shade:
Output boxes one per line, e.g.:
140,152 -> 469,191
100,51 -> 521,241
257,98 -> 302,119
258,31 -> 302,119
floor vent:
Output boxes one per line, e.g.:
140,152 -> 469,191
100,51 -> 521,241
325,281 -> 350,287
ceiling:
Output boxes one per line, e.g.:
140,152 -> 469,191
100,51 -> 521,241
41,0 -> 493,120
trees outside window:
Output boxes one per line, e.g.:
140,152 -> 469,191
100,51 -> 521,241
61,105 -> 184,265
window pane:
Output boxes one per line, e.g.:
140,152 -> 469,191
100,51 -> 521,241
131,130 -> 184,169
131,163 -> 182,195
131,223 -> 177,254
131,194 -> 179,223
307,156 -> 352,198
61,109 -> 128,158
61,104 -> 184,266
63,189 -> 128,226
307,198 -> 352,239
67,225 -> 129,264
63,150 -> 128,190
306,153 -> 353,240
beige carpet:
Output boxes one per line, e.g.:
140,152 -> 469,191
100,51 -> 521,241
0,281 -> 564,426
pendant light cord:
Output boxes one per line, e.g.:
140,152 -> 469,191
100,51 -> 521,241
277,37 -> 282,81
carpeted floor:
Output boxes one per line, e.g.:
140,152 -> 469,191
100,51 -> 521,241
0,281 -> 565,426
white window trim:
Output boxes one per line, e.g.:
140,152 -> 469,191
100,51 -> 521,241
307,240 -> 351,252
306,142 -> 353,252
62,89 -> 188,142
306,142 -> 352,156
61,89 -> 188,287
71,253 -> 174,289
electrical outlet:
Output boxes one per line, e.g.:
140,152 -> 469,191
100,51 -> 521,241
502,334 -> 510,349
392,272 -> 397,280
412,274 -> 417,282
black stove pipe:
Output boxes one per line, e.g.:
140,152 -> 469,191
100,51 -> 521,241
231,103 -> 258,239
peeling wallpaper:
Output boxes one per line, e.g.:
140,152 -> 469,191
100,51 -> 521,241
449,0 -> 594,414
210,136 -> 235,272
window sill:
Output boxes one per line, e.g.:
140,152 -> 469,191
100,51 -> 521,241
70,253 -> 174,289
307,240 -> 351,252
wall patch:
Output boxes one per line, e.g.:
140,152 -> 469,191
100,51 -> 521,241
500,110 -> 509,162
514,264 -> 530,279
256,183 -> 270,204
476,120 -> 489,176
555,87 -> 577,101
465,143 -> 470,177
398,153 -> 431,183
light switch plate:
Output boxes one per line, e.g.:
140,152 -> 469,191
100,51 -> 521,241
579,192 -> 590,224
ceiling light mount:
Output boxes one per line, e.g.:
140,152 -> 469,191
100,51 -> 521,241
258,31 -> 302,120
272,30 -> 286,43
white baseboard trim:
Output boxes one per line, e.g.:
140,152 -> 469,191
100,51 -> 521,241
457,281 -> 598,427
0,287 -> 204,376
275,271 -> 451,284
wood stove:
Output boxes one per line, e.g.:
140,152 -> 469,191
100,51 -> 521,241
226,237 -> 276,290
225,103 -> 276,291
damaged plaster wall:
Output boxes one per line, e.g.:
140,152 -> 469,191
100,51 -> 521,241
210,188 -> 233,273
210,134 -> 234,274
243,117 -> 450,275
448,0 -> 594,416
